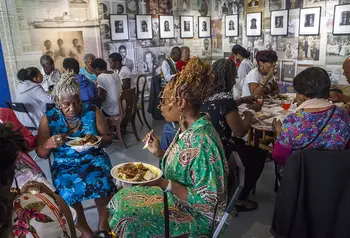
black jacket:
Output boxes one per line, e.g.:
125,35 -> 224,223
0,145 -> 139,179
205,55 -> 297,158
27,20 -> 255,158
271,149 -> 350,238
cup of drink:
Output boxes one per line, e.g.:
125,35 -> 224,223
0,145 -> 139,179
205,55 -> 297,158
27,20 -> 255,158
281,99 -> 291,115
257,96 -> 263,105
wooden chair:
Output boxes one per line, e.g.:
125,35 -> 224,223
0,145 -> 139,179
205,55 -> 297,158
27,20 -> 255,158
106,88 -> 140,148
136,74 -> 152,130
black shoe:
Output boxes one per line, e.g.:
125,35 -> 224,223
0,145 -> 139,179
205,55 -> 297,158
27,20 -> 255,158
235,199 -> 258,212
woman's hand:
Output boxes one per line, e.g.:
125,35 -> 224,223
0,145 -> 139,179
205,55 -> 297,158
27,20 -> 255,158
44,134 -> 67,150
241,96 -> 257,104
272,118 -> 282,136
143,131 -> 164,158
246,103 -> 262,112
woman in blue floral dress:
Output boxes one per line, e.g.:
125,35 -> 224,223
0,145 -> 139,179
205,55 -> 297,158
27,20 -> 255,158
36,72 -> 116,238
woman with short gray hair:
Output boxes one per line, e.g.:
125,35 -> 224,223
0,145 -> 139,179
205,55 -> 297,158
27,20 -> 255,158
79,53 -> 97,82
36,73 -> 116,238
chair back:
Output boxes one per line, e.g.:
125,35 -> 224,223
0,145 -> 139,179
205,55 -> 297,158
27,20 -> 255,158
136,74 -> 147,102
6,101 -> 38,129
120,88 -> 137,125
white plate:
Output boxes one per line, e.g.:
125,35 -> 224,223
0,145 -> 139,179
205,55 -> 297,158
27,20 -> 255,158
111,162 -> 163,188
65,136 -> 101,152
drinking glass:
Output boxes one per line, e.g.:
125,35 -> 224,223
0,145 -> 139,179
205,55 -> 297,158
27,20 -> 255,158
281,99 -> 291,115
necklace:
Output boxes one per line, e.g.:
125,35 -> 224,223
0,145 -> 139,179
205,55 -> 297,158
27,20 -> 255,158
61,111 -> 82,132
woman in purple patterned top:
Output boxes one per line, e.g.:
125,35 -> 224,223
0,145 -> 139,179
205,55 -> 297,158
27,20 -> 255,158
273,67 -> 350,165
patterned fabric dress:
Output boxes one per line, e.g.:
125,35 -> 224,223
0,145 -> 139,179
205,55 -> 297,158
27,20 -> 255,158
108,115 -> 228,238
46,104 -> 116,205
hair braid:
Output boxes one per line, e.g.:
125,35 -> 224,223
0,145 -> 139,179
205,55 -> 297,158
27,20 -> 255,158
53,73 -> 80,103
212,59 -> 237,93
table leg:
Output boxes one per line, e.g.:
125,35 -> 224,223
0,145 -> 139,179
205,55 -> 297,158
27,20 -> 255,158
254,129 -> 261,148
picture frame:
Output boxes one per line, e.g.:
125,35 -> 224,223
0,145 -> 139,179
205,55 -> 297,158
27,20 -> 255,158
198,16 -> 211,38
136,15 -> 153,40
333,4 -> 350,35
110,15 -> 129,41
225,14 -> 239,37
159,15 -> 175,39
246,12 -> 262,36
299,7 -> 321,36
270,10 -> 289,36
180,15 -> 194,38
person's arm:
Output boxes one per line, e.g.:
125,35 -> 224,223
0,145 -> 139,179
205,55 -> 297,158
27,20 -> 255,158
226,110 -> 253,138
36,86 -> 55,103
272,116 -> 294,165
95,108 -> 112,147
162,60 -> 176,82
98,87 -> 107,102
270,79 -> 280,95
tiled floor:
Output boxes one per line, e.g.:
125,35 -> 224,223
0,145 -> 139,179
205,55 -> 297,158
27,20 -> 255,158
33,112 -> 276,238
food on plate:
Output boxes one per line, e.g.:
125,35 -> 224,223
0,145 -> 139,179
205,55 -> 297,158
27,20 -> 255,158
255,111 -> 270,119
117,163 -> 157,182
71,134 -> 99,146
271,94 -> 289,100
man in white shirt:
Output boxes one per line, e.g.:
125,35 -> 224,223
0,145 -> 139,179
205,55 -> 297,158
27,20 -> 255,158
161,47 -> 181,86
242,50 -> 279,97
108,53 -> 132,89
91,58 -> 122,116
40,55 -> 61,91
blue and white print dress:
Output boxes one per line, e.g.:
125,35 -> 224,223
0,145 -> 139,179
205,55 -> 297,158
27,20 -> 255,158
46,104 -> 116,205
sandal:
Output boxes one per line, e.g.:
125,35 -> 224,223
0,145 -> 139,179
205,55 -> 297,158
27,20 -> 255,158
235,199 -> 258,212
94,230 -> 113,238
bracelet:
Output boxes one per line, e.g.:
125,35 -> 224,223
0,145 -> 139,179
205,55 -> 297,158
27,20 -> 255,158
244,109 -> 256,116
163,180 -> 172,193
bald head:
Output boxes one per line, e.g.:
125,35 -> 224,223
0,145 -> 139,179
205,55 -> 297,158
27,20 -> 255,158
343,57 -> 350,84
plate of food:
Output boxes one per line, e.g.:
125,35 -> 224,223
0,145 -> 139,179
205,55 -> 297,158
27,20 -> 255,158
66,134 -> 101,152
111,162 -> 162,188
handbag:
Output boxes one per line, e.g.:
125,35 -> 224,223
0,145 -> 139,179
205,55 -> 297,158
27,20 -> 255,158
299,106 -> 336,150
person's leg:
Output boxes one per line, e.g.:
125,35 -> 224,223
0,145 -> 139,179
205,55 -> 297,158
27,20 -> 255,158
95,196 -> 113,232
232,144 -> 266,211
71,202 -> 94,238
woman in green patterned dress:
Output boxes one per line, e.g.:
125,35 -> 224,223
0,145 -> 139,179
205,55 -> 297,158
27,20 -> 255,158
108,57 -> 228,238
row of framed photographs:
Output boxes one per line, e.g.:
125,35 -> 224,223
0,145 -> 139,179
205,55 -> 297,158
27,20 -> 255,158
109,4 -> 350,41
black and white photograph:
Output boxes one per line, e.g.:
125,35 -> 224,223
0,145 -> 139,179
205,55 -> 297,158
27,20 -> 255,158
112,2 -> 126,14
225,14 -> 239,37
136,15 -> 153,39
159,15 -> 175,38
299,7 -> 321,35
326,33 -> 350,64
180,16 -> 194,38
179,0 -> 191,13
333,4 -> 350,35
126,0 -> 138,19
107,42 -> 135,72
212,0 -> 242,18
202,38 -> 211,58
303,0 -> 338,8
245,0 -> 263,13
110,15 -> 129,40
269,0 -> 284,11
281,60 -> 296,82
100,21 -> 111,40
247,34 -> 265,62
340,0 -> 350,3
99,2 -> 110,20
271,10 -> 288,36
298,35 -> 321,61
276,37 -> 299,59
287,9 -> 299,37
286,0 -> 302,9
246,12 -> 262,36
158,0 -> 173,15
198,16 -> 211,38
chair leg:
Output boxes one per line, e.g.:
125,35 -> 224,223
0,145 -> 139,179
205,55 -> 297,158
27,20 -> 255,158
141,103 -> 152,130
116,123 -> 127,149
132,116 -> 141,141
137,110 -> 144,126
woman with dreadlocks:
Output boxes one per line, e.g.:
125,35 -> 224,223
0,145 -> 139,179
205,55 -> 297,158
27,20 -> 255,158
108,57 -> 228,238
36,73 -> 116,238
201,59 -> 266,212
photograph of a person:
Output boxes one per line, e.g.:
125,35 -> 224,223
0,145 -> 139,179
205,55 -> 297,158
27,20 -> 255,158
198,16 -> 211,38
225,14 -> 239,37
275,16 -> 283,28
248,0 -> 259,7
136,15 -> 153,39
112,2 -> 126,14
159,15 -> 174,39
116,4 -> 124,14
304,14 -> 315,27
299,7 -> 321,35
271,10 -> 288,36
180,16 -> 194,38
246,12 -> 261,36
333,4 -> 350,35
98,2 -> 109,20
245,0 -> 262,13
110,15 -> 129,40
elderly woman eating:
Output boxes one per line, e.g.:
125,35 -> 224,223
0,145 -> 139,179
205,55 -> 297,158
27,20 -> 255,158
36,73 -> 116,238
108,57 -> 228,237
272,67 -> 350,165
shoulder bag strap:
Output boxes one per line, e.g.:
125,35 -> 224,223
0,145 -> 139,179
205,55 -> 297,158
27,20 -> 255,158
300,106 -> 336,150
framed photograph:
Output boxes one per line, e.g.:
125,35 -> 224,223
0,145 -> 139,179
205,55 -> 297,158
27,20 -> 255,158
180,16 -> 194,38
110,15 -> 129,41
136,15 -> 153,40
299,7 -> 321,36
246,12 -> 262,36
159,15 -> 175,39
198,16 -> 211,38
333,4 -> 350,35
244,0 -> 264,13
225,14 -> 239,37
270,10 -> 289,36
281,60 -> 296,82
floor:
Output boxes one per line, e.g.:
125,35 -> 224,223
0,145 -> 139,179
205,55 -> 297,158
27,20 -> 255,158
33,111 -> 276,238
